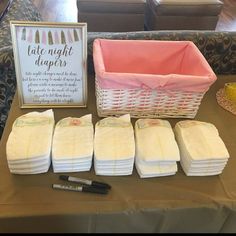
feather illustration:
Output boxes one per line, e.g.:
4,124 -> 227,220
73,29 -> 79,41
54,31 -> 59,44
42,31 -> 47,44
67,30 -> 73,43
61,30 -> 66,44
27,29 -> 33,43
48,31 -> 54,45
35,30 -> 40,44
21,28 -> 26,41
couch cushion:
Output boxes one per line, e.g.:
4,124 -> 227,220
79,0 -> 145,2
156,0 -> 223,4
77,0 -> 145,13
150,0 -> 223,16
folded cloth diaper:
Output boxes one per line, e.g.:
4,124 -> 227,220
52,114 -> 94,173
6,109 -> 54,174
175,120 -> 230,176
135,119 -> 180,178
94,114 -> 135,176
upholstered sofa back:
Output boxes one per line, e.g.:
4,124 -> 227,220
87,31 -> 236,75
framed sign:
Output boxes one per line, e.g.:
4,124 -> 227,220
10,21 -> 87,108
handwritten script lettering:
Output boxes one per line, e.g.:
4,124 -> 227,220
27,44 -> 73,71
23,71 -> 81,104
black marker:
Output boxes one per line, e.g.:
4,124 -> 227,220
52,184 -> 108,194
59,175 -> 111,190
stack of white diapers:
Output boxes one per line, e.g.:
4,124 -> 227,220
6,110 -> 54,174
94,114 -> 135,176
175,120 -> 230,176
52,114 -> 94,173
135,119 -> 180,178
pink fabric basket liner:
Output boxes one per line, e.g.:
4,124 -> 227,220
93,39 -> 217,92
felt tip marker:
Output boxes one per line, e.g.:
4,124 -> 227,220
52,184 -> 108,194
59,175 -> 111,190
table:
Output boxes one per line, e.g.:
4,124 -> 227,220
0,74 -> 236,233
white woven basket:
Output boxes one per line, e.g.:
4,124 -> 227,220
95,77 -> 205,118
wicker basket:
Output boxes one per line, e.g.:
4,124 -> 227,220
93,39 -> 216,118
